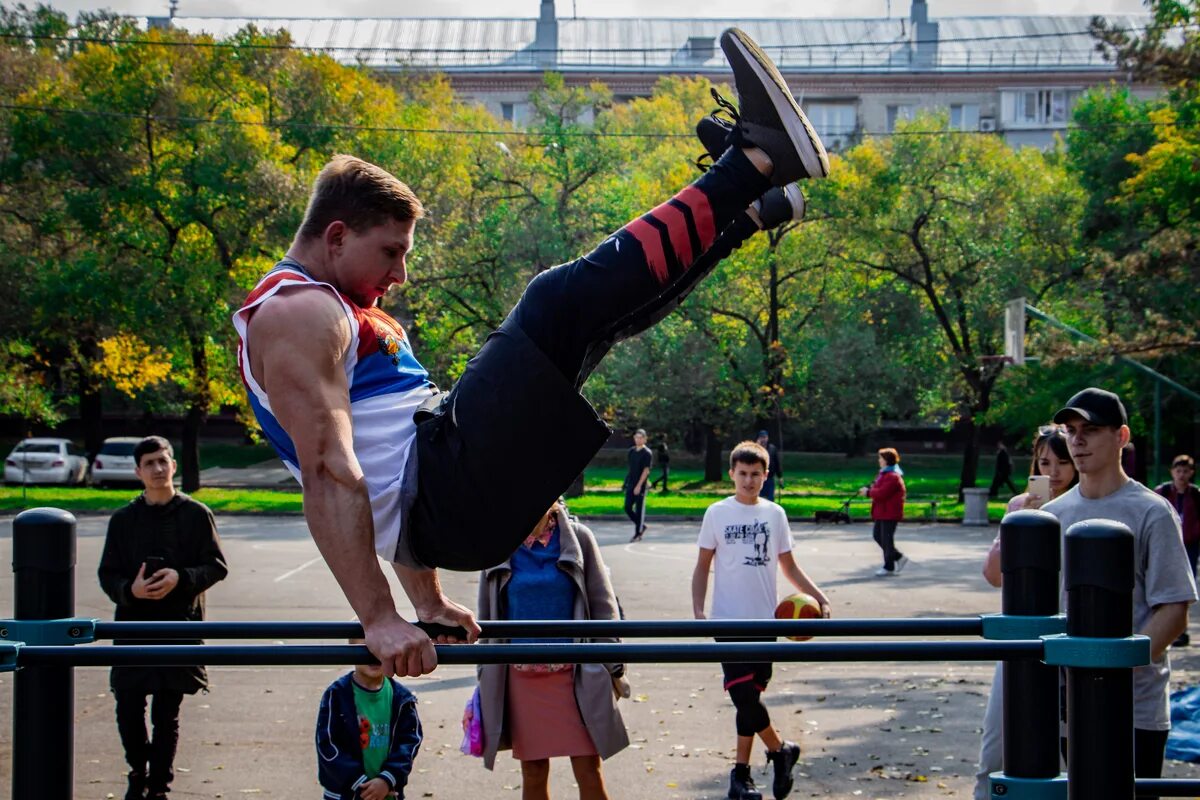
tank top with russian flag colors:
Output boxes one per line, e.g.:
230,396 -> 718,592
233,259 -> 435,563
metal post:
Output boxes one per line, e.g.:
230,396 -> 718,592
12,507 -> 76,800
1064,519 -> 1135,800
1000,509 -> 1062,781
1154,380 -> 1162,487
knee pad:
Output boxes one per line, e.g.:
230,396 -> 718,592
728,682 -> 770,737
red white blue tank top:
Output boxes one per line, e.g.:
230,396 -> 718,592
233,259 -> 434,561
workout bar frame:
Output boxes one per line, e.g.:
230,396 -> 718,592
11,508 -> 1200,800
92,617 -> 985,640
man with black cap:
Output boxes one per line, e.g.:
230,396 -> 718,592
1042,387 -> 1197,784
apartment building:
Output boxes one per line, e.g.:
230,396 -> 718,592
161,0 -> 1157,151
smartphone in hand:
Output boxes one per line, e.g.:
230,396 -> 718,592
1027,475 -> 1051,506
142,555 -> 167,577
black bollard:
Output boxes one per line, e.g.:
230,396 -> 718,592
1064,519 -> 1135,800
12,507 -> 77,800
999,509 -> 1063,782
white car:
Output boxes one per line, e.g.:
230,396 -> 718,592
90,437 -> 144,486
4,438 -> 90,485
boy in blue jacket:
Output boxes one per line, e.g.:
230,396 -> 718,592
316,640 -> 423,799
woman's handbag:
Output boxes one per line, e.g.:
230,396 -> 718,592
460,686 -> 484,757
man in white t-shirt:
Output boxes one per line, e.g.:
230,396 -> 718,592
692,440 -> 831,800
1042,387 -> 1197,789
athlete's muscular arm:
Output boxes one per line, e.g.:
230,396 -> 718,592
247,288 -> 451,677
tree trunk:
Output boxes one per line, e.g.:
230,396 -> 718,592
181,336 -> 209,493
846,420 -> 867,458
182,402 -> 204,493
704,424 -> 723,483
76,341 -> 104,458
957,416 -> 982,502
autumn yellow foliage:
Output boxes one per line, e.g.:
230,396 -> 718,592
93,335 -> 173,397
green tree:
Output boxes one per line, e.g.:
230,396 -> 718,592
397,73 -> 625,382
821,113 -> 1084,493
9,24 -> 304,488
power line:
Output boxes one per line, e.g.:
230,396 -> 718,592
2,102 -> 1194,139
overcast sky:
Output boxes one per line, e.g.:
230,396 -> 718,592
46,0 -> 1150,21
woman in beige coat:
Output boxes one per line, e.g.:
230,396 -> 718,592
476,501 -> 629,800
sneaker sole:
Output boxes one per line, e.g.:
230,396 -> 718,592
783,183 -> 806,221
723,28 -> 829,179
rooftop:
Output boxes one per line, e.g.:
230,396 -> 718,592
157,11 -> 1144,74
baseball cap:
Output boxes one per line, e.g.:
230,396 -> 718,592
1053,387 -> 1128,428
757,430 -> 769,438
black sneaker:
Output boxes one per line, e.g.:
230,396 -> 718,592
695,101 -> 736,171
767,741 -> 801,799
696,107 -> 806,231
124,772 -> 147,800
719,27 -> 829,184
752,184 -> 805,229
697,113 -> 805,231
728,767 -> 764,800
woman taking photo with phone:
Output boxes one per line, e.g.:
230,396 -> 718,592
973,425 -> 1078,800
981,425 -> 1078,586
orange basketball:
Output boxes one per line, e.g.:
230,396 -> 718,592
774,592 -> 822,642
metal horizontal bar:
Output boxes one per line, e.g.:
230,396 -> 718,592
16,640 -> 1042,667
1136,778 -> 1200,797
91,617 -> 985,641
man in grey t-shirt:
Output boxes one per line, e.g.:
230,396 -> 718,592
1043,387 -> 1197,782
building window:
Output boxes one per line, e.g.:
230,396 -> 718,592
950,103 -> 980,131
1003,90 -> 1075,128
886,104 -> 914,132
501,102 -> 528,125
806,102 -> 858,150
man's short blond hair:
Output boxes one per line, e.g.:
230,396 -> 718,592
298,155 -> 424,239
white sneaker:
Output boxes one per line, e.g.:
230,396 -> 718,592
874,566 -> 894,577
895,556 -> 910,573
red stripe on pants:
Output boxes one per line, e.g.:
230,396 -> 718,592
677,185 -> 716,251
649,201 -> 695,270
625,217 -> 670,285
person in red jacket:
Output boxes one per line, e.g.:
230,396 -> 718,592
859,448 -> 908,577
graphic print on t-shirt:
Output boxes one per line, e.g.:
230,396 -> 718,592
358,713 -> 390,751
725,519 -> 772,566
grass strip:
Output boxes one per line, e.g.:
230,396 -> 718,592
1,486 -> 1009,522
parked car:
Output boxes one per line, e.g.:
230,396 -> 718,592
90,436 -> 143,486
4,438 -> 89,485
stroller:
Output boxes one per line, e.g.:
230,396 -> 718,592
813,497 -> 853,524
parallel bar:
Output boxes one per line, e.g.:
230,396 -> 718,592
17,640 -> 1044,667
91,618 -> 985,640
1136,779 -> 1200,797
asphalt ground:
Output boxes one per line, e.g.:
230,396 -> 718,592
3,515 -> 1200,799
